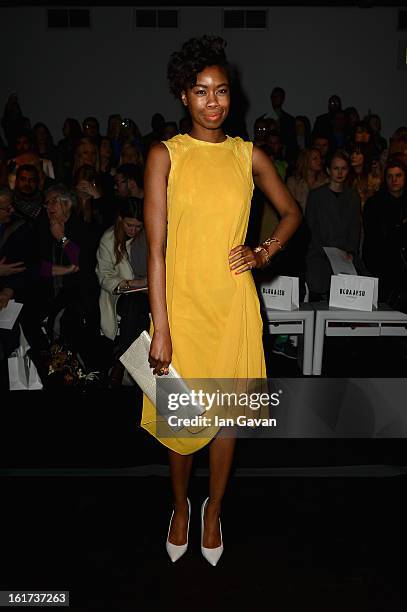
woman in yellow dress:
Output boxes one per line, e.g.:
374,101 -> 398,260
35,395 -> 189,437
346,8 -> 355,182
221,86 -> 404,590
141,35 -> 301,565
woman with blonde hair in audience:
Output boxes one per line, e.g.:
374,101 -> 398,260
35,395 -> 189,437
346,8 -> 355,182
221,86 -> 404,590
118,142 -> 144,168
286,147 -> 328,212
118,118 -> 145,159
72,137 -> 99,177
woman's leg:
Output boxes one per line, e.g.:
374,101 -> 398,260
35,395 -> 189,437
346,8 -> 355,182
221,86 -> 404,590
203,436 -> 236,548
167,449 -> 194,545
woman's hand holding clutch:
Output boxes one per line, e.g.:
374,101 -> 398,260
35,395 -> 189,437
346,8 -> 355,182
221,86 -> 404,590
149,330 -> 172,376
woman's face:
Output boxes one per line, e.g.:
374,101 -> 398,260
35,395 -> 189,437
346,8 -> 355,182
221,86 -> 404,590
100,139 -> 112,159
181,65 -> 230,133
351,150 -> 364,167
45,193 -> 71,223
295,119 -> 305,136
36,126 -> 48,144
80,143 -> 96,166
328,158 -> 349,183
121,144 -> 138,165
309,150 -> 322,172
369,117 -> 380,133
355,127 -> 370,143
122,216 -> 143,238
348,110 -> 360,126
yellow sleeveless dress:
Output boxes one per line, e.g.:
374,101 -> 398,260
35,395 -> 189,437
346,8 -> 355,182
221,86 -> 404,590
141,133 -> 266,454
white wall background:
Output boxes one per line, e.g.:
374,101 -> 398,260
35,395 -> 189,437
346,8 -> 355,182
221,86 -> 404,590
0,6 -> 405,143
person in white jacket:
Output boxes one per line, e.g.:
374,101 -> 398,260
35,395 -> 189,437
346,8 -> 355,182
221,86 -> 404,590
96,198 -> 149,387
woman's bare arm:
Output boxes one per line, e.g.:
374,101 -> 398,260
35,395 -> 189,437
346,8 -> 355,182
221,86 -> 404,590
143,143 -> 172,375
229,145 -> 302,273
252,145 -> 302,259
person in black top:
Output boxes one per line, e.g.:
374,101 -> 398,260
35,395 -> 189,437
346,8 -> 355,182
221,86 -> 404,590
20,184 -> 100,380
363,158 -> 407,303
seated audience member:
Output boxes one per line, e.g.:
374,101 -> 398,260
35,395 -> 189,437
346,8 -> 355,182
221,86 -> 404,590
142,113 -> 165,153
353,121 -> 373,145
179,115 -> 192,135
118,119 -> 145,159
347,142 -> 382,209
33,122 -> 57,177
97,137 -> 115,202
12,164 -> 44,222
287,147 -> 328,212
386,134 -> 407,168
305,150 -> 362,301
295,115 -> 312,152
73,137 -> 99,178
73,164 -> 106,232
160,121 -> 179,141
107,114 -> 123,166
312,134 -> 330,167
82,116 -> 101,147
0,188 -> 30,380
1,93 -> 24,153
253,116 -> 272,148
268,87 -> 298,164
363,158 -> 407,304
56,118 -> 82,185
114,163 -> 144,200
367,114 -> 387,154
344,106 -> 360,138
312,94 -> 342,141
265,130 -> 289,181
0,145 -> 8,187
330,109 -> 347,150
9,129 -> 34,159
7,130 -> 35,185
20,185 -> 101,380
118,142 -> 144,168
96,199 -> 149,388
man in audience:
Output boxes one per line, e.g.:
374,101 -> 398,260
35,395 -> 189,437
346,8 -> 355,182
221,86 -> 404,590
313,94 -> 342,140
114,163 -> 144,201
12,164 -> 44,222
267,87 -> 298,164
363,158 -> 407,303
82,117 -> 101,146
142,113 -> 165,152
312,134 -> 330,167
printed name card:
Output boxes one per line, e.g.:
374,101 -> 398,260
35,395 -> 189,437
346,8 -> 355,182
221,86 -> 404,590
260,276 -> 299,311
329,274 -> 378,311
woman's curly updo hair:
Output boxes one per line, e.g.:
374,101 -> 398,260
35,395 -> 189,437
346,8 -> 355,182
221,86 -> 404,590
167,35 -> 230,99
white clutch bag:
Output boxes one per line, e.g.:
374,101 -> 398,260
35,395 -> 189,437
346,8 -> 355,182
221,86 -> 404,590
120,331 -> 206,428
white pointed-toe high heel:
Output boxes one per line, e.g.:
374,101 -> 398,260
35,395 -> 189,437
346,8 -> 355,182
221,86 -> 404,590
166,498 -> 191,562
201,497 -> 223,567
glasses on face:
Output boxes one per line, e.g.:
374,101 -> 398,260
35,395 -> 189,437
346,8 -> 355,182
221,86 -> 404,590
44,196 -> 61,208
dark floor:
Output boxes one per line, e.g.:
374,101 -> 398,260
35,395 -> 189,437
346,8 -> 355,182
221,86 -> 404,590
1,334 -> 407,609
1,474 -> 406,611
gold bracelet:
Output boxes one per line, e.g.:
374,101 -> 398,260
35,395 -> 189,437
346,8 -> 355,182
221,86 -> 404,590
263,236 -> 284,250
253,245 -> 271,265
253,236 -> 284,267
